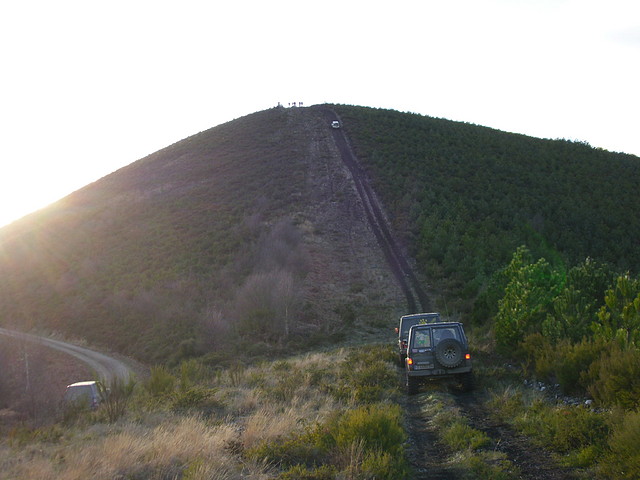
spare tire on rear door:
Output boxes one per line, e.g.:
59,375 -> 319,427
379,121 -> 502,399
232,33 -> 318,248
435,338 -> 463,368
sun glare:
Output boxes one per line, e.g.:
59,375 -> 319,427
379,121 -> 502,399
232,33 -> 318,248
0,182 -> 57,228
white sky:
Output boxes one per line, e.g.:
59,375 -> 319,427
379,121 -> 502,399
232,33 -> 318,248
1,0 -> 639,227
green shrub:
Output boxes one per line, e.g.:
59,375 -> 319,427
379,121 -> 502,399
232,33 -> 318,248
246,431 -> 327,468
7,424 -> 65,447
146,365 -> 176,397
599,410 -> 640,480
260,373 -> 300,402
516,403 -> 609,455
486,386 -> 525,421
586,344 -> 640,409
559,445 -> 600,469
442,421 -> 490,451
329,346 -> 398,404
555,338 -> 608,394
494,251 -> 564,349
360,448 -> 408,480
170,386 -> 219,412
520,333 -> 555,380
333,404 -> 405,457
179,358 -> 208,390
227,363 -> 245,387
277,464 -> 338,480
462,453 -> 516,480
249,403 -> 408,478
98,377 -> 136,423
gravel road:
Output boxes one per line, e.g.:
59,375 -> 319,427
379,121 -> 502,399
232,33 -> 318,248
0,327 -> 134,383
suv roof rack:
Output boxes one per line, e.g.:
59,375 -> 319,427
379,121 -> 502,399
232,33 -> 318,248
400,312 -> 443,324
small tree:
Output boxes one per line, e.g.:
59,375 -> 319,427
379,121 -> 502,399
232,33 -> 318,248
495,248 -> 564,348
543,258 -> 614,342
98,376 -> 136,423
593,274 -> 640,346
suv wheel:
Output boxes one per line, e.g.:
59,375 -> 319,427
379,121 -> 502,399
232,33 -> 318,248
435,338 -> 464,368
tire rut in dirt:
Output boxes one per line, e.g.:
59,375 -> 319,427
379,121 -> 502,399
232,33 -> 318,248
401,394 -> 458,480
320,107 -> 431,313
455,392 -> 580,480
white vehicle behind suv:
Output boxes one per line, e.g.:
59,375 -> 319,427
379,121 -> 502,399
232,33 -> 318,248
63,381 -> 103,409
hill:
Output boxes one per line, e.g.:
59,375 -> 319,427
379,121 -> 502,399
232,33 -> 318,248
1,104 -> 639,363
0,106 -> 405,363
2,104 -> 640,479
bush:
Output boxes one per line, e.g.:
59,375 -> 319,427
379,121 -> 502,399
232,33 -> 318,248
333,404 -> 405,458
520,333 -> 556,380
462,453 -> 515,480
247,403 -> 409,479
329,346 -> 398,404
146,365 -> 176,398
586,344 -> 640,409
516,402 -> 609,455
487,386 -> 526,422
98,377 -> 136,423
599,410 -> 640,480
170,386 -> 219,413
555,338 -> 608,395
359,449 -> 406,480
277,464 -> 338,480
441,420 -> 490,451
248,433 -> 327,469
494,251 -> 564,349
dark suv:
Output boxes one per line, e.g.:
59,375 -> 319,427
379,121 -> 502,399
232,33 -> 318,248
404,321 -> 473,394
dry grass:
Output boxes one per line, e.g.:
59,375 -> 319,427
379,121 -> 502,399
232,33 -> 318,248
241,395 -> 337,450
1,416 -> 246,479
0,349 -> 352,480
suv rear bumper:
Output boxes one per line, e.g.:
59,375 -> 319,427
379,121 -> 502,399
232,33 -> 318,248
406,364 -> 472,379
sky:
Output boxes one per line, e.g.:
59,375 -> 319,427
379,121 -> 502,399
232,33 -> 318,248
1,0 -> 639,228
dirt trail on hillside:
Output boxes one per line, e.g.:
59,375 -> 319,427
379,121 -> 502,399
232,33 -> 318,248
0,328 -> 137,382
319,106 -> 576,480
319,107 -> 430,314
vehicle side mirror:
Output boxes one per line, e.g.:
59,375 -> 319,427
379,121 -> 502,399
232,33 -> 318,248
395,327 -> 399,334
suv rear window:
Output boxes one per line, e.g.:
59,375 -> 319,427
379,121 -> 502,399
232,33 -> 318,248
432,326 -> 461,343
413,330 -> 431,348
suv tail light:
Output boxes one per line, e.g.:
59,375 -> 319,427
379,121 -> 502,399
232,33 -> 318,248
406,357 -> 413,366
465,353 -> 471,360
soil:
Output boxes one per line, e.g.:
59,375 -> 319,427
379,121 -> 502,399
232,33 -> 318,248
401,392 -> 458,480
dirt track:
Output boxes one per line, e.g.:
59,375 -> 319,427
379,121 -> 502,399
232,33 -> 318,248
320,107 -> 430,314
0,328 -> 134,382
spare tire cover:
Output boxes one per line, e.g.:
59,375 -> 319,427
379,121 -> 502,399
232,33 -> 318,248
435,338 -> 463,368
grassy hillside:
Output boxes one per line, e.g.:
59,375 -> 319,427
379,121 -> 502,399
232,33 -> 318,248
0,107 -> 404,363
332,105 -> 640,313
